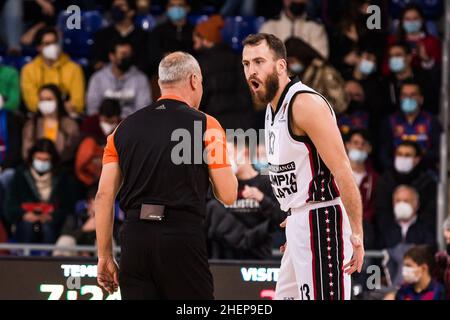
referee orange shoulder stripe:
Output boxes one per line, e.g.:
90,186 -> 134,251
102,128 -> 119,165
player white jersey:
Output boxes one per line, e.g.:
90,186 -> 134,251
264,78 -> 340,212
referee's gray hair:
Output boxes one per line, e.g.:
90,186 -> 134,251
158,51 -> 201,85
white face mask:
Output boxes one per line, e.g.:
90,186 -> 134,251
402,266 -> 421,284
395,156 -> 415,174
42,44 -> 60,60
394,201 -> 414,221
0,94 -> 4,109
38,100 -> 57,115
99,121 -> 116,136
348,148 -> 368,163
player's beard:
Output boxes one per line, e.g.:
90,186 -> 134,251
250,68 -> 279,106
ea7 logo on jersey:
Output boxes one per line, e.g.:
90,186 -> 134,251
268,162 -> 298,199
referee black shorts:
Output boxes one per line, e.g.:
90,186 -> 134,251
118,210 -> 214,300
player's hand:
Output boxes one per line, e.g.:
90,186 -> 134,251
343,234 -> 365,275
279,218 -> 287,253
97,256 -> 119,294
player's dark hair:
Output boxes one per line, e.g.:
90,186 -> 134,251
242,33 -> 287,61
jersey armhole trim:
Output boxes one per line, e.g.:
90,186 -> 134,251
287,90 -> 334,143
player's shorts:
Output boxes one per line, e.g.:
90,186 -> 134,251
275,197 -> 353,300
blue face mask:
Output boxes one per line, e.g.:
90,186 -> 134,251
253,160 -> 269,172
359,59 -> 376,75
389,56 -> 406,73
401,97 -> 419,114
403,20 -> 422,34
33,159 -> 52,174
167,6 -> 186,23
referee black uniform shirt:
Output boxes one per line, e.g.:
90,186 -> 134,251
102,94 -> 229,299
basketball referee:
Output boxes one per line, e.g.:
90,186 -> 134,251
95,52 -> 238,300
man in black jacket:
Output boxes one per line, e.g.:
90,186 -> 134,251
374,140 -> 437,242
206,141 -> 286,260
377,184 -> 435,249
193,15 -> 255,130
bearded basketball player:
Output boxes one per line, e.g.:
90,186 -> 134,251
242,33 -> 365,300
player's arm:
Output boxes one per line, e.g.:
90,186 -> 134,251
291,93 -> 364,273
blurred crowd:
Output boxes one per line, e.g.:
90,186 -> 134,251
0,0 -> 448,299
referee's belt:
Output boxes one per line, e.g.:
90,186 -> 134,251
125,207 -> 204,225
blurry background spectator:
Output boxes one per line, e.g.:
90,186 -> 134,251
285,36 -> 348,114
395,245 -> 444,300
380,80 -> 441,170
385,41 -> 438,114
90,0 -> 158,77
387,4 -> 441,73
193,15 -> 254,130
377,184 -> 435,250
4,139 -> 77,244
0,63 -> 20,112
22,84 -> 80,165
20,0 -> 57,49
344,129 -> 377,249
206,140 -> 285,260
329,0 -> 386,78
0,0 -> 23,55
260,0 -> 329,58
87,39 -> 151,118
152,0 -> 194,56
77,99 -> 121,188
20,26 -> 85,117
435,217 -> 450,299
375,141 -> 437,237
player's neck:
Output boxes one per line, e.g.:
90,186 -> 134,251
270,76 -> 291,112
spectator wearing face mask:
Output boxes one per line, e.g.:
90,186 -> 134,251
0,64 -> 23,189
4,139 -> 77,244
206,141 -> 285,260
252,143 -> 269,174
344,129 -> 378,249
260,0 -> 329,59
151,0 -> 194,56
377,185 -> 435,251
395,245 -> 445,300
86,40 -> 151,118
388,5 -> 442,72
90,0 -> 158,76
375,140 -> 437,237
20,27 -> 85,117
284,37 -> 348,114
76,99 -> 121,188
435,217 -> 450,299
384,42 -> 438,114
380,80 -> 441,170
338,80 -> 369,135
329,0 -> 386,78
22,84 -> 80,165
193,15 -> 254,131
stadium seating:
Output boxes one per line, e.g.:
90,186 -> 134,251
57,10 -> 104,58
221,16 -> 265,52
